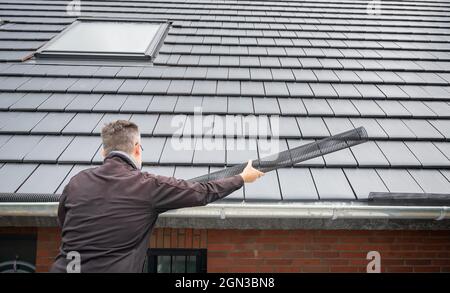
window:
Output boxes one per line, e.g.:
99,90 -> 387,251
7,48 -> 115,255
0,234 -> 37,273
146,249 -> 207,273
36,18 -> 170,61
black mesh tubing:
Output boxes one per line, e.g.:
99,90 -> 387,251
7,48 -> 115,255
188,127 -> 368,183
0,127 -> 367,202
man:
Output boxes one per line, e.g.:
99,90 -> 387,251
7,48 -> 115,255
50,120 -> 264,273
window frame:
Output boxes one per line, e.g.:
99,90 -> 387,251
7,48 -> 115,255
146,248 -> 207,273
35,17 -> 170,61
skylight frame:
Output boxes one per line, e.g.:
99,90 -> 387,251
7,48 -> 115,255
35,17 -> 170,61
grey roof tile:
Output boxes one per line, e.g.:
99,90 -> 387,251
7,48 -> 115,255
354,84 -> 385,98
141,137 -> 166,164
303,99 -> 333,116
0,76 -> 31,90
241,81 -> 265,96
192,137 -> 226,165
376,141 -> 421,167
62,113 -> 104,135
271,69 -> 295,81
344,168 -> 388,199
286,82 -> 314,97
376,101 -> 411,117
38,93 -> 77,111
142,166 -> 174,178
332,84 -> 361,98
147,96 -> 178,113
273,117 -> 301,137
142,79 -> 171,94
167,80 -> 194,95
17,164 -> 73,194
0,135 -> 43,162
405,142 -> 450,168
65,94 -> 102,111
24,135 -> 73,163
403,119 -> 444,139
350,118 -> 388,139
10,93 -> 51,110
327,99 -> 359,116
250,68 -> 272,80
309,83 -> 338,98
173,166 -> 209,180
159,137 -> 195,164
117,79 -> 148,94
0,93 -> 26,109
400,101 -> 437,118
128,114 -> 158,135
31,112 -> 75,134
217,80 -> 240,96
191,80 -> 217,96
93,66 -> 121,77
116,67 -> 143,78
296,117 -> 329,138
120,95 -> 153,113
244,170 -> 281,201
313,70 -> 340,82
226,138 -> 258,165
0,112 -> 46,133
278,98 -> 307,115
228,97 -> 253,114
174,96 -> 203,113
253,98 -> 280,115
201,97 -> 228,114
58,136 -> 101,163
351,141 -> 389,167
292,69 -> 317,82
429,120 -> 450,139
68,78 -> 102,93
93,94 -> 128,112
376,119 -> 416,139
278,168 -> 318,201
409,170 -> 450,194
0,163 -> 38,193
376,169 -> 423,193
310,168 -> 355,200
153,114 -> 185,136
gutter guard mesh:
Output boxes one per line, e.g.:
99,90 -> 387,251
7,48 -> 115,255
189,126 -> 368,183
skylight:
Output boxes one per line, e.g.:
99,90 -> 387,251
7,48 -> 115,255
36,18 -> 169,61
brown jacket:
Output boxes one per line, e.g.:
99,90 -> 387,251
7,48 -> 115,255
50,152 -> 244,273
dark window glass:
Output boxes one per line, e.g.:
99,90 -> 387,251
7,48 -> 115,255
0,234 -> 37,273
146,249 -> 207,273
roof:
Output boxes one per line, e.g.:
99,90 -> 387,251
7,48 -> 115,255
0,0 -> 449,229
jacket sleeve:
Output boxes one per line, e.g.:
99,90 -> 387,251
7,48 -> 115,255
57,185 -> 69,227
142,173 -> 244,213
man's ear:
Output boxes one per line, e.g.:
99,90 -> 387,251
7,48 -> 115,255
134,143 -> 141,156
101,148 -> 106,158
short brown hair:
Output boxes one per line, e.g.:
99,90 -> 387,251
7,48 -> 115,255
101,120 -> 140,155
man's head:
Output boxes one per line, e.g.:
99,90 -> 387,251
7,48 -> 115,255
101,120 -> 142,168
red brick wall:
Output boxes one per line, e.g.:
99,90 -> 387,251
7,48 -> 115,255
206,230 -> 450,273
2,227 -> 449,273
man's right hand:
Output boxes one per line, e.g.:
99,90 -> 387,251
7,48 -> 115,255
239,160 -> 264,183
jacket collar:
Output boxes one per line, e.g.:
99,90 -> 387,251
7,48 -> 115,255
105,151 -> 141,170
